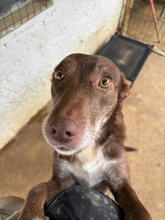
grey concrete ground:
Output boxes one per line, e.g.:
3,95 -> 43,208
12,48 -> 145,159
0,52 -> 164,220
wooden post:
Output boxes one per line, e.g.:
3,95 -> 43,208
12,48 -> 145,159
120,0 -> 134,36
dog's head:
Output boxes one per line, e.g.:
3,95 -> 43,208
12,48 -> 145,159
42,53 -> 129,155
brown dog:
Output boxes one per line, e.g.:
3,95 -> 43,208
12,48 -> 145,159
15,53 -> 151,220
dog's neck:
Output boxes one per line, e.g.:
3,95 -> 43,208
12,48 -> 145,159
55,137 -> 120,187
76,143 -> 100,164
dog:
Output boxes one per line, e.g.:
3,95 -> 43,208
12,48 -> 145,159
9,53 -> 151,220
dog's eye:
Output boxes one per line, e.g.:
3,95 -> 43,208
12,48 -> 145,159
54,70 -> 64,80
99,77 -> 111,88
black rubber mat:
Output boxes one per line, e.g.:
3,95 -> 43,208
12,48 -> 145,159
45,186 -> 125,220
98,33 -> 153,86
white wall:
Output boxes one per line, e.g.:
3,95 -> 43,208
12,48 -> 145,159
0,0 -> 123,149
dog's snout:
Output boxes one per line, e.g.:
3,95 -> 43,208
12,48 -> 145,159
50,118 -> 78,143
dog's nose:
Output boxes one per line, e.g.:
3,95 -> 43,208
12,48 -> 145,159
50,118 -> 78,143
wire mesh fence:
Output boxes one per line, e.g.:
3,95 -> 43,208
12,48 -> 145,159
0,0 -> 52,38
119,0 -> 165,51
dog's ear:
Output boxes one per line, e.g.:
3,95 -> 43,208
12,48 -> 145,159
119,72 -> 129,101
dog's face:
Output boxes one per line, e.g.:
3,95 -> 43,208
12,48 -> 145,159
42,53 -> 129,155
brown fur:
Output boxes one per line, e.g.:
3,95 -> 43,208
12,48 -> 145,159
17,54 -> 151,220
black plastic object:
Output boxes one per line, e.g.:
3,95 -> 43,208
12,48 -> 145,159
45,186 -> 125,220
98,33 -> 153,86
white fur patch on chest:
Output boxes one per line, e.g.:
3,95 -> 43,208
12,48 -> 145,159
59,145 -> 118,187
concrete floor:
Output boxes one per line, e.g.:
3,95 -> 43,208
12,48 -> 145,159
0,52 -> 165,220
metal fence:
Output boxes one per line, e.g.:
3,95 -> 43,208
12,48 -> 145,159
119,0 -> 165,51
0,0 -> 52,38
